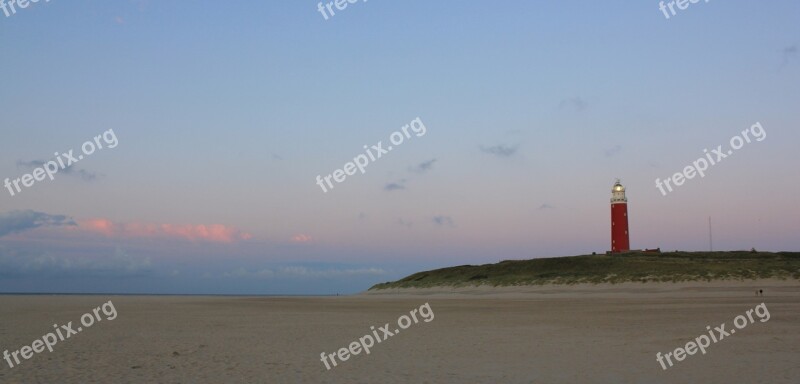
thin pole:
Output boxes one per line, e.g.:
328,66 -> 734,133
708,216 -> 713,252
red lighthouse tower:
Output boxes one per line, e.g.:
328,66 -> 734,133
610,179 -> 630,252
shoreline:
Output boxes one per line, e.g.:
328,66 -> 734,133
362,278 -> 800,298
2,279 -> 797,299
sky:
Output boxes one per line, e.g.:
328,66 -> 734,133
0,0 -> 798,294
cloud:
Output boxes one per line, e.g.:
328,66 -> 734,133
290,234 -> 312,243
409,159 -> 437,174
559,97 -> 588,111
387,159 -> 438,191
131,0 -> 151,12
604,145 -> 622,157
78,218 -> 253,243
0,246 -> 152,278
538,203 -> 555,210
224,266 -> 385,279
280,266 -> 385,278
782,44 -> 797,66
16,159 -> 100,182
224,267 -> 274,278
479,144 -> 518,157
395,218 -> 413,228
433,215 -> 455,227
0,210 -> 76,238
384,180 -> 406,191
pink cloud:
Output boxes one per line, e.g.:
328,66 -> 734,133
290,234 -> 312,243
78,218 -> 252,243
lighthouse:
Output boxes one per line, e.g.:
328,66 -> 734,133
610,179 -> 630,252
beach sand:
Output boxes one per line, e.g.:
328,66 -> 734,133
0,279 -> 798,383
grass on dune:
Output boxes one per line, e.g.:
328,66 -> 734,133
368,251 -> 800,290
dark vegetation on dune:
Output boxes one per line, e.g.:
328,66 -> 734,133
369,251 -> 800,290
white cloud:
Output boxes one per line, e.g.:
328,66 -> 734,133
223,266 -> 386,279
0,246 -> 151,277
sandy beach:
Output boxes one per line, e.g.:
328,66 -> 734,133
1,280 -> 798,383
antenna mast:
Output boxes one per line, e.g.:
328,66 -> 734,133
708,216 -> 713,252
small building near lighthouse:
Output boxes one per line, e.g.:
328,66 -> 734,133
610,179 -> 630,252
